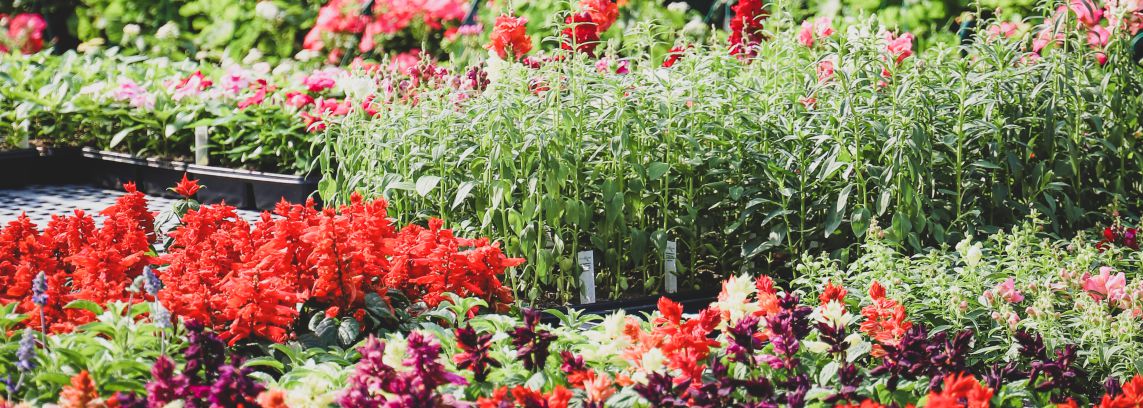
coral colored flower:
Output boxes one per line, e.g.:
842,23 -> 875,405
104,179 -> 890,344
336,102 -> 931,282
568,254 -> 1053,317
926,373 -> 994,408
582,371 -> 616,404
860,281 -> 912,356
884,32 -> 915,64
562,12 -> 601,56
58,371 -> 99,408
487,14 -> 532,60
173,174 -> 202,198
1082,267 -> 1128,305
994,278 -> 1025,303
578,0 -> 620,32
285,91 -> 315,108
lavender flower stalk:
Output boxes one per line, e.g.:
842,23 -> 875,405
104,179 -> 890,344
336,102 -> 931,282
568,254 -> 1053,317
31,271 -> 47,306
16,328 -> 36,373
143,266 -> 163,296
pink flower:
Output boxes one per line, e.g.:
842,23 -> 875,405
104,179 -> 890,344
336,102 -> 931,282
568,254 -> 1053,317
1082,266 -> 1127,305
169,71 -> 212,101
994,278 -> 1025,303
112,78 -> 155,110
884,31 -> 914,64
390,50 -> 422,74
1070,0 -> 1104,27
987,21 -> 1021,40
5,13 -> 48,54
797,17 -> 834,47
286,91 -> 315,108
218,67 -> 253,95
816,58 -> 835,83
302,70 -> 339,93
1088,24 -> 1111,48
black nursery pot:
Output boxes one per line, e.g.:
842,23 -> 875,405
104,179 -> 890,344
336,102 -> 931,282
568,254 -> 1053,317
0,149 -> 40,189
76,148 -> 319,210
539,289 -> 718,325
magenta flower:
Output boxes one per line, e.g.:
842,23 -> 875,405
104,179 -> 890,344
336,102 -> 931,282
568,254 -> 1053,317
1070,0 -> 1105,27
112,78 -> 156,110
1082,266 -> 1127,305
797,17 -> 834,47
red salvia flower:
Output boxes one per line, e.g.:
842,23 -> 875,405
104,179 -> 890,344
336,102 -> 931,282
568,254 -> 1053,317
173,174 -> 201,198
1098,374 -> 1143,408
820,280 -> 848,306
925,373 -> 994,408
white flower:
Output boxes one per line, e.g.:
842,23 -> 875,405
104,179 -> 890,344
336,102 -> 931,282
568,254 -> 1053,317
382,336 -> 409,371
581,311 -> 631,364
255,1 -> 284,21
155,22 -> 180,40
243,48 -> 264,65
713,274 -> 760,326
640,347 -> 666,372
813,300 -> 854,327
123,24 -> 141,39
667,2 -> 690,13
682,17 -> 707,36
966,244 -> 983,267
803,340 -> 830,353
295,49 -> 321,61
338,75 -> 375,100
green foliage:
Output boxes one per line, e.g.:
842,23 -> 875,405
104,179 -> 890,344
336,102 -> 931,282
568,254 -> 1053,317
0,302 -> 183,403
0,50 -> 314,173
792,216 -> 1143,380
320,10 -> 1143,304
72,0 -> 322,62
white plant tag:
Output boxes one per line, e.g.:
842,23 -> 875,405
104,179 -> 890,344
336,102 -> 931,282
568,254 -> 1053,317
665,240 -> 678,293
577,250 -> 596,304
194,126 -> 209,165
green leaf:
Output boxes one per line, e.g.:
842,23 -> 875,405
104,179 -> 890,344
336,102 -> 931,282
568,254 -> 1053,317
451,181 -> 476,209
109,126 -> 140,148
415,175 -> 441,197
824,184 -> 853,237
65,299 -> 104,315
647,162 -> 670,180
338,319 -> 361,346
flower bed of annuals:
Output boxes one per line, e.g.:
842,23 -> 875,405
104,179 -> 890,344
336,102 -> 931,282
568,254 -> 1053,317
1,217 -> 1141,407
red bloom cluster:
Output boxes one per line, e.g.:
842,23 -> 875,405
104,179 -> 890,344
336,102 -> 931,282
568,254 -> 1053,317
0,184 -> 154,333
859,281 -> 912,357
487,14 -> 533,61
925,373 -> 994,408
158,193 -> 522,344
1098,223 -> 1139,251
728,0 -> 769,56
304,0 -> 467,61
0,13 -> 48,54
0,182 -> 521,345
477,385 -> 573,408
562,12 -> 602,57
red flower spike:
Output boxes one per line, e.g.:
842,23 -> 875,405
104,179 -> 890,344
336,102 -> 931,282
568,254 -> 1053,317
173,174 -> 202,198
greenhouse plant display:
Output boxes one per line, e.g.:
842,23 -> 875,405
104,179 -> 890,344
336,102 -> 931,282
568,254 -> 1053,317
0,0 -> 1142,405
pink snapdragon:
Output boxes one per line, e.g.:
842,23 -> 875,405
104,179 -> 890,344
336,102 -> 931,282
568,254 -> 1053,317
1082,266 -> 1127,305
1069,0 -> 1105,28
797,17 -> 834,47
993,278 -> 1025,304
884,32 -> 915,65
816,58 -> 835,83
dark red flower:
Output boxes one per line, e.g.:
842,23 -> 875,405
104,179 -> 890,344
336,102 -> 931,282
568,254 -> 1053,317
561,12 -> 600,57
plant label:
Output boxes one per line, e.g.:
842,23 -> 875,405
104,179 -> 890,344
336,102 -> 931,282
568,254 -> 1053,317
665,240 -> 678,293
194,127 -> 210,166
578,250 -> 596,304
